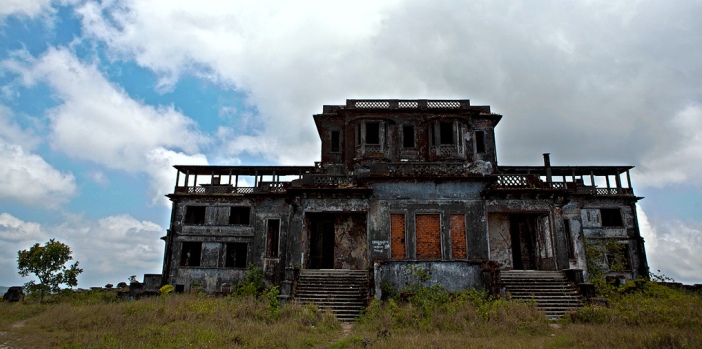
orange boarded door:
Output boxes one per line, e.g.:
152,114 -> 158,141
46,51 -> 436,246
450,214 -> 467,259
391,214 -> 406,259
416,214 -> 441,259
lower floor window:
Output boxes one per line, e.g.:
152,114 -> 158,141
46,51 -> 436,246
416,214 -> 441,259
225,242 -> 248,268
180,242 -> 202,267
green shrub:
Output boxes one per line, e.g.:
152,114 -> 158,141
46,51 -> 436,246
159,284 -> 174,296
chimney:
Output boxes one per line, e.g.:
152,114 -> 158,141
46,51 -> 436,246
543,153 -> 552,183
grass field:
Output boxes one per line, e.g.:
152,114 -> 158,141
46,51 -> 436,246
1,281 -> 700,348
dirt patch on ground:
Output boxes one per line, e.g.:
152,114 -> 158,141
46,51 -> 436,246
341,323 -> 353,336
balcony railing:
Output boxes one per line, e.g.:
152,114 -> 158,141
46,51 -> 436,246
385,162 -> 468,177
175,182 -> 289,195
493,175 -> 633,196
348,99 -> 470,109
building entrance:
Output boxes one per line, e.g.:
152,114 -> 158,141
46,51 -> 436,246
306,212 -> 368,270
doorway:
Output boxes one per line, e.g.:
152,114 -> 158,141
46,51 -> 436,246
307,212 -> 368,270
309,215 -> 335,269
509,214 -> 552,270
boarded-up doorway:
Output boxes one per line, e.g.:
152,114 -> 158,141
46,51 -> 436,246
307,212 -> 368,270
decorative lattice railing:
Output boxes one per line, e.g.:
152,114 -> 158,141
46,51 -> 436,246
349,99 -> 469,109
494,175 -> 633,195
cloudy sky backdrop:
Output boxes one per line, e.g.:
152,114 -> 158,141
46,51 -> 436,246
1,0 -> 701,287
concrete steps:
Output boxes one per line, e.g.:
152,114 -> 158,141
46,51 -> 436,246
294,269 -> 369,322
501,270 -> 583,318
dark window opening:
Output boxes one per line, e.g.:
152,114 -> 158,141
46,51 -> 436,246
331,131 -> 340,153
366,122 -> 380,144
175,284 -> 184,293
606,244 -> 631,271
402,125 -> 415,148
225,243 -> 247,268
475,131 -> 486,153
229,207 -> 251,225
564,219 -> 575,259
180,242 -> 202,267
267,219 -> 280,258
184,206 -> 206,225
601,208 -> 623,227
439,122 -> 454,145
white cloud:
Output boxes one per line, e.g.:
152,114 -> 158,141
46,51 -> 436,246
54,214 -> 164,286
0,0 -> 80,20
0,212 -> 44,242
4,47 -> 209,206
638,207 -> 702,284
85,170 -> 109,186
73,0 -> 702,174
0,142 -> 76,207
0,105 -> 41,150
0,106 -> 75,208
636,103 -> 702,187
0,0 -> 53,18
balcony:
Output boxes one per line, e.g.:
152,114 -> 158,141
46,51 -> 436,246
492,166 -> 636,197
171,165 -> 315,196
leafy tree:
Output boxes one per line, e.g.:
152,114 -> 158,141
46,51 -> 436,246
17,239 -> 83,302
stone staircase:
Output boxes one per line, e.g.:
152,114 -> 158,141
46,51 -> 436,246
294,269 -> 369,322
501,270 -> 583,318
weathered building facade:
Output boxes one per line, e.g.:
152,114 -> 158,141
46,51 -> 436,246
160,99 -> 648,295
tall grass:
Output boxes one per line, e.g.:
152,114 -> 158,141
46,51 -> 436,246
1,280 -> 701,348
0,294 -> 339,348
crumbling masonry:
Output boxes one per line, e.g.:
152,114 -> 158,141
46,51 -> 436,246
160,99 -> 648,297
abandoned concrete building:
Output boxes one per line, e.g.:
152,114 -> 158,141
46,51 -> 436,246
160,99 -> 648,318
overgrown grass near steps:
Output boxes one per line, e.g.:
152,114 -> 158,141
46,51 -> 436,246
1,280 -> 700,348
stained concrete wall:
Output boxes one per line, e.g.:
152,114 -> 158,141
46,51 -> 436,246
374,261 -> 484,298
577,199 -> 646,280
368,180 -> 490,262
284,194 -> 370,270
164,195 -> 292,293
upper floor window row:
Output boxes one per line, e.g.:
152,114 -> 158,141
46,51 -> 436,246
352,121 -> 487,149
183,206 -> 251,225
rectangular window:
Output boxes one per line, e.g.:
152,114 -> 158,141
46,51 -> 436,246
331,131 -> 340,153
402,125 -> 415,148
439,122 -> 454,145
366,122 -> 380,144
600,208 -> 623,227
180,242 -> 202,267
390,214 -> 406,259
229,207 -> 251,225
225,243 -> 248,268
184,206 -> 206,225
416,214 -> 441,259
475,131 -> 486,154
450,214 -> 467,259
605,242 -> 631,271
267,219 -> 280,258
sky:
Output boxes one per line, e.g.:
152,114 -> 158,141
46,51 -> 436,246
0,0 -> 701,288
